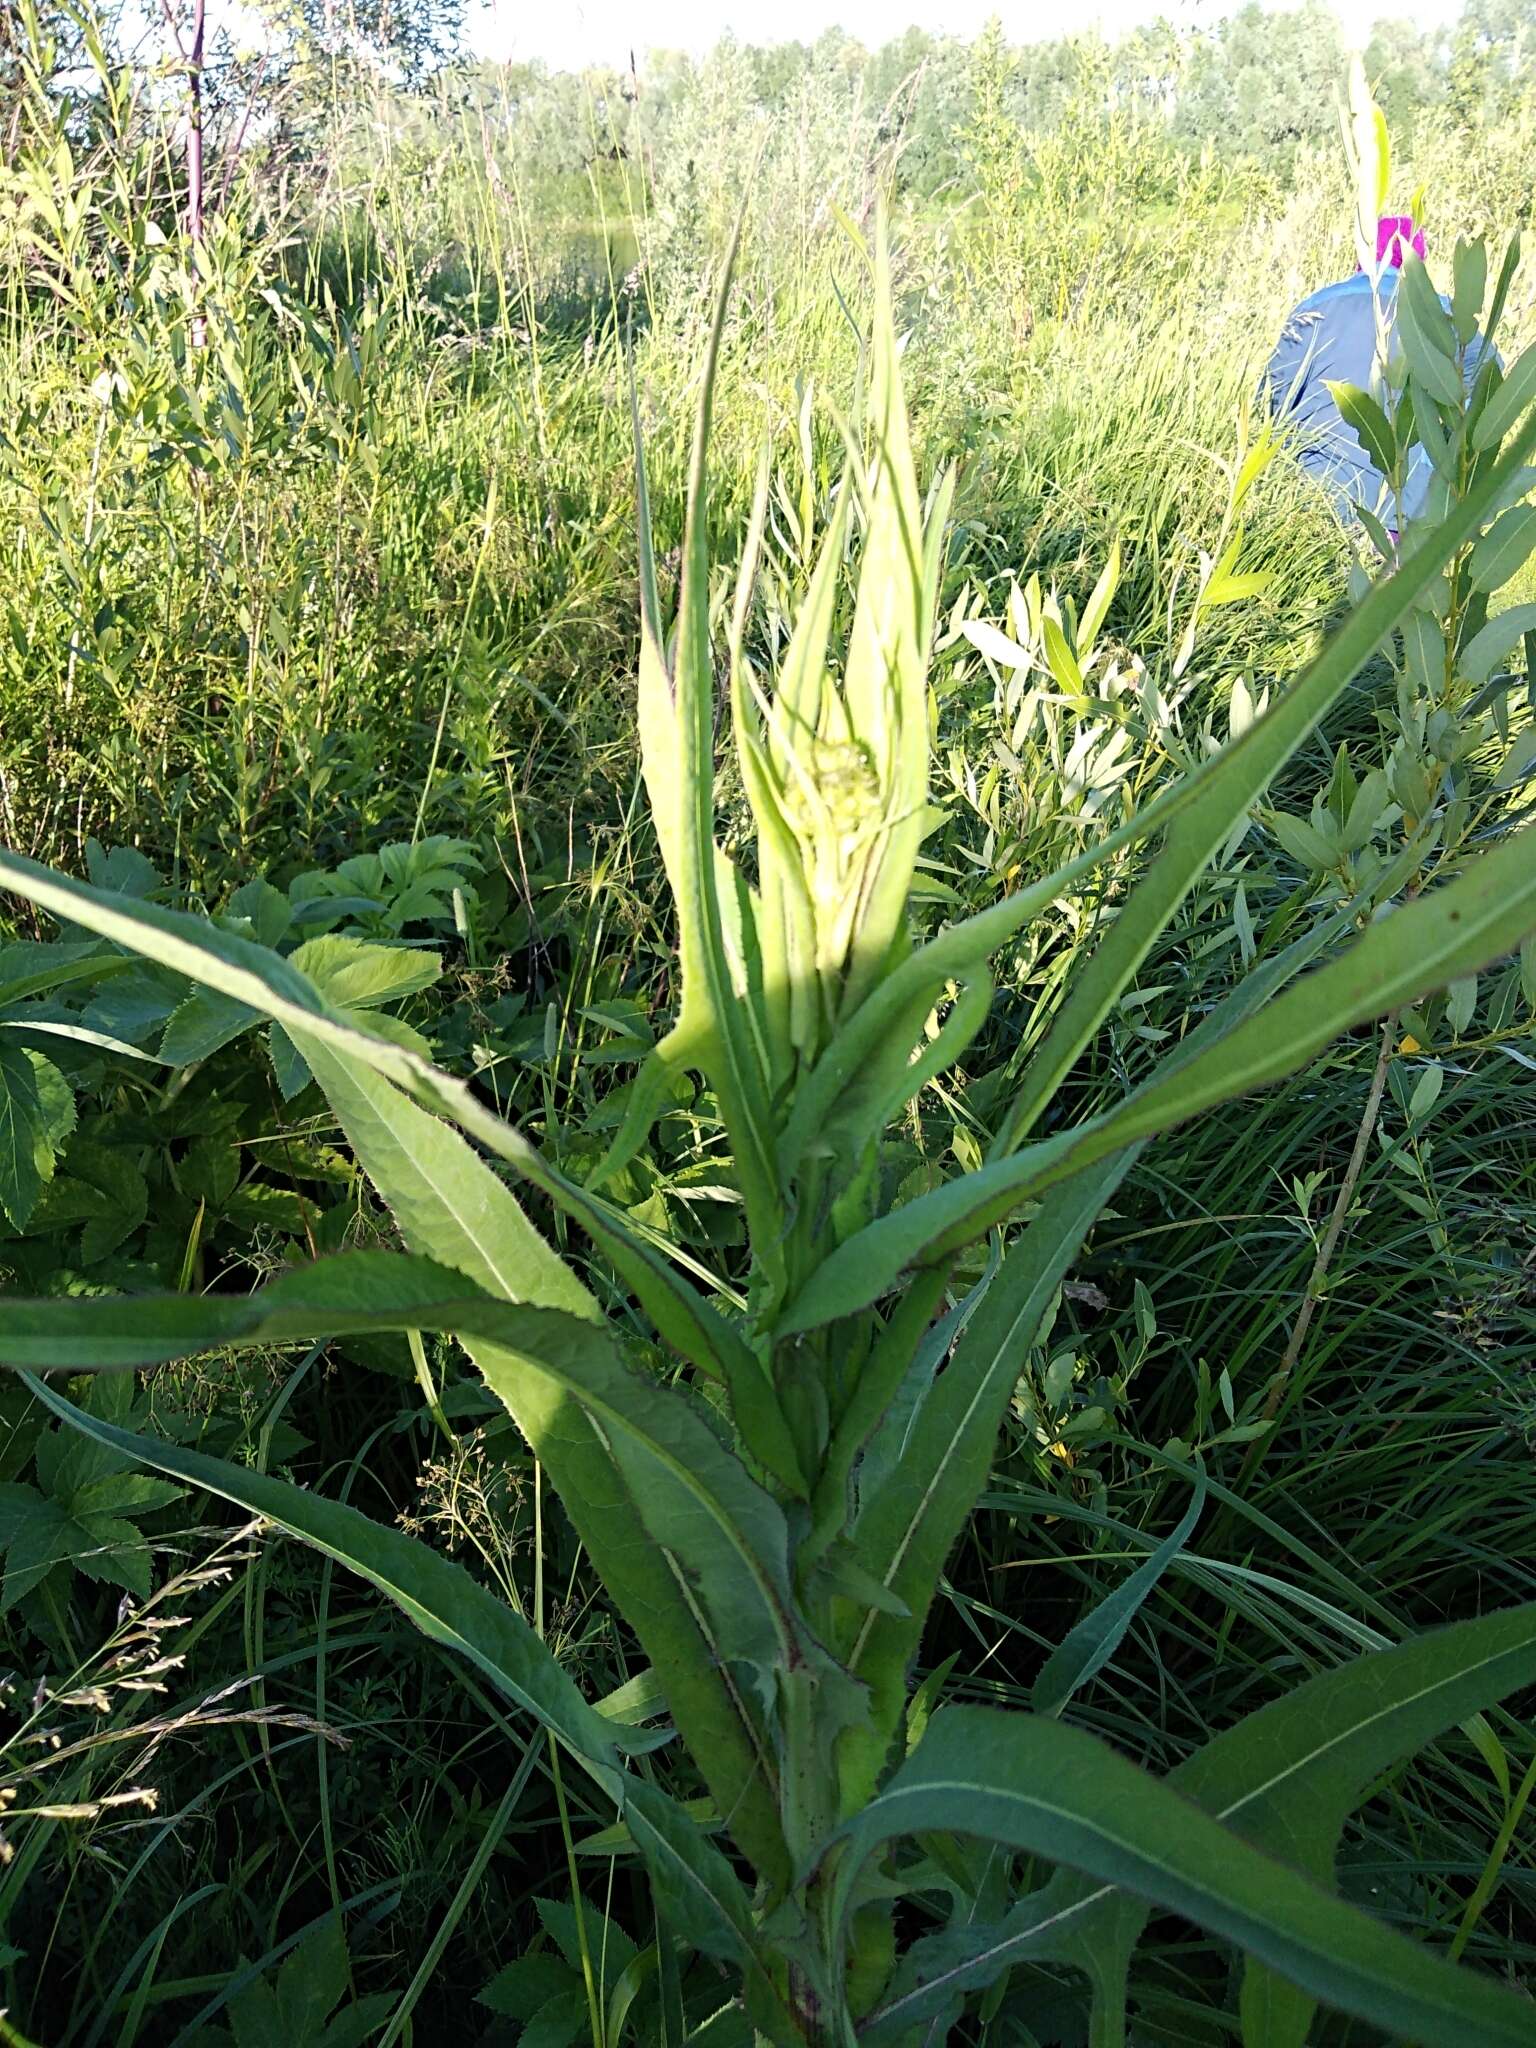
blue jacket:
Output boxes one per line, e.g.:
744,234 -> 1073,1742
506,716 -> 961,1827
1263,271 -> 1492,523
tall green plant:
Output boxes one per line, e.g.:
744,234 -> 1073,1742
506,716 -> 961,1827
3,216 -> 1536,2047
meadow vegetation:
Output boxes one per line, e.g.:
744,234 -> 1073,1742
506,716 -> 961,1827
0,3 -> 1534,2042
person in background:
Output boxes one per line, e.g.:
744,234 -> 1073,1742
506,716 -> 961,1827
1263,215 -> 1493,538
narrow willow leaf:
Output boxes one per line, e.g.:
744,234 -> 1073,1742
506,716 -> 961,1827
1462,602 -> 1536,684
1326,381 -> 1396,476
1469,505 -> 1536,592
1472,342 -> 1536,452
960,619 -> 1031,670
781,828 -> 1536,1332
1452,235 -> 1488,346
16,1373 -> 645,1772
833,1706 -> 1536,2048
1030,1476 -> 1206,1718
863,1605 -> 1536,2043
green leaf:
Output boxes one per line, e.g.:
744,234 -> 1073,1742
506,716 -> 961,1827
1326,381 -> 1396,477
0,1044 -> 74,1232
0,1255 -> 804,1698
835,1705 -> 1536,2048
286,935 -> 442,1009
0,943 -> 129,1009
275,1916 -> 349,2040
780,828 -> 1536,1332
1268,811 -> 1339,872
160,989 -> 261,1066
839,208 -> 933,1016
479,1954 -> 575,2019
286,1035 -> 791,1884
1031,1476 -> 1206,1718
1470,506 -> 1536,592
865,1605 -> 1536,2043
0,1481 -> 74,1609
1452,236 -> 1488,345
838,1160 -> 1134,1801
16,1372 -> 644,1774
1472,341 -> 1536,453
631,223 -> 781,1263
1462,603 -> 1536,684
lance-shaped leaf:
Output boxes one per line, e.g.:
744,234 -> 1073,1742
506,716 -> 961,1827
0,875 -> 794,1883
780,822 -> 1536,1334
288,1036 -> 795,1887
861,1605 -> 1536,2043
833,918 -> 1348,1789
16,1374 -> 795,2026
829,1705 -> 1536,2048
835,1159 -> 1133,1808
838,209 -> 932,1019
1030,1474 -> 1206,1719
16,1372 -> 645,1773
631,228 -> 782,1261
0,1250 -> 807,1739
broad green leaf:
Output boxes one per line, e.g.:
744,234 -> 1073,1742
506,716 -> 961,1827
1472,342 -> 1536,453
1030,1476 -> 1206,1718
1470,506 -> 1536,592
160,988 -> 260,1066
1462,603 -> 1536,684
863,1605 -> 1536,2043
1326,381 -> 1395,477
0,1044 -> 74,1232
780,827 -> 1536,1332
835,1706 -> 1536,2048
286,936 -> 442,1008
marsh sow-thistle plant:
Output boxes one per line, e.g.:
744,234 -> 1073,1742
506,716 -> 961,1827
3,216 -> 1536,2047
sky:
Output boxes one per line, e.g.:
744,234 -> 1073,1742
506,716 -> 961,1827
464,0 -> 1456,72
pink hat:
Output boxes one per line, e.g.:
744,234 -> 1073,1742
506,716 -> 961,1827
1375,214 -> 1426,268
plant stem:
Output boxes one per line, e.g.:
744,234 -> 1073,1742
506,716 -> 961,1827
1240,1007 -> 1399,1486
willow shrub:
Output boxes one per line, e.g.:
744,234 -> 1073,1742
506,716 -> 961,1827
3,218 -> 1536,2048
